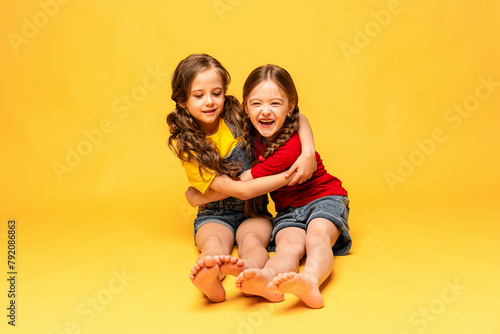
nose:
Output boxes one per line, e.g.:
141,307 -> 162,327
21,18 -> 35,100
205,95 -> 214,106
261,106 -> 271,116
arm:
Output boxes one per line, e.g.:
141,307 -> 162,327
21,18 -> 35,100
185,186 -> 228,207
286,113 -> 317,185
185,169 -> 259,207
185,115 -> 312,206
210,171 -> 292,200
185,170 -> 294,207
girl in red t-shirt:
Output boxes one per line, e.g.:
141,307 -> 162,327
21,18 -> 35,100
187,64 -> 351,308
237,64 -> 351,308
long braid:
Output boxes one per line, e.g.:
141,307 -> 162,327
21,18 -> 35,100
242,112 -> 254,161
222,95 -> 245,147
167,100 -> 242,179
241,64 -> 301,218
167,54 -> 245,179
241,111 -> 264,217
244,106 -> 300,217
261,105 -> 300,159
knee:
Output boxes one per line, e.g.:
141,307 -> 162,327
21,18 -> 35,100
198,234 -> 230,250
306,225 -> 340,248
306,230 -> 329,243
275,235 -> 306,258
237,232 -> 267,249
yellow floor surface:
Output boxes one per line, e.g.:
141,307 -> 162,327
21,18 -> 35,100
2,195 -> 499,334
2,1 -> 500,333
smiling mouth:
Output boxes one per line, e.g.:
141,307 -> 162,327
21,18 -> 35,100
259,120 -> 275,127
203,108 -> 217,114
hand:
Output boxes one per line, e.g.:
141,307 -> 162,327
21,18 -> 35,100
285,153 -> 317,186
185,186 -> 205,207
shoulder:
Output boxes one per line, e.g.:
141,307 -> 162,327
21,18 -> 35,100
277,132 -> 301,153
288,132 -> 301,146
266,132 -> 301,163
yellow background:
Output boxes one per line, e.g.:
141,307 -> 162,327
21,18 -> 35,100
1,0 -> 499,333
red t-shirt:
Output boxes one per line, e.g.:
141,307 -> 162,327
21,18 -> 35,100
250,132 -> 348,212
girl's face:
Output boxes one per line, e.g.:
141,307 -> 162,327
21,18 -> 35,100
246,80 -> 295,142
180,69 -> 225,135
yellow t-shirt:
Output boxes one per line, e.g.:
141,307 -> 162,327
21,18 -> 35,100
182,119 -> 239,194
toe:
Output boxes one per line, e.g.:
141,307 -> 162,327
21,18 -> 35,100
242,269 -> 257,279
204,256 -> 216,267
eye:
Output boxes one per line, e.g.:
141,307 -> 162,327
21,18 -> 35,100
213,92 -> 222,96
194,94 -> 203,98
251,102 -> 261,107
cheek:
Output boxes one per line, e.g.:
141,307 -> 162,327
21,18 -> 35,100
247,114 -> 258,127
247,110 -> 259,123
186,98 -> 197,108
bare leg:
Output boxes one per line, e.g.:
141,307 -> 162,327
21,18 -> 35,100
206,218 -> 271,281
189,223 -> 234,303
235,217 -> 273,269
273,218 -> 340,308
235,227 -> 305,302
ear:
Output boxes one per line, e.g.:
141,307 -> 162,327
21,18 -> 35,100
288,102 -> 296,116
179,102 -> 186,109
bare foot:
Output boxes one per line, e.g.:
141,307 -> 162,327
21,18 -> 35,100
189,255 -> 225,302
235,268 -> 284,302
216,255 -> 247,277
272,272 -> 324,309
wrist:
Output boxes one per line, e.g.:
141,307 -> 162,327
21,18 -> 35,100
302,147 -> 315,156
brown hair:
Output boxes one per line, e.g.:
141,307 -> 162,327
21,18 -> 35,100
242,64 -> 300,217
166,54 -> 244,179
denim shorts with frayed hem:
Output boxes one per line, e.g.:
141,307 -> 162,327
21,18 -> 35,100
268,195 -> 351,255
193,196 -> 272,245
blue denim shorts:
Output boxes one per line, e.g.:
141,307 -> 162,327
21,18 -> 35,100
269,195 -> 351,255
193,196 -> 272,243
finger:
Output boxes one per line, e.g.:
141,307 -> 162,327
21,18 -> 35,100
287,171 -> 301,186
295,171 -> 313,185
285,164 -> 299,177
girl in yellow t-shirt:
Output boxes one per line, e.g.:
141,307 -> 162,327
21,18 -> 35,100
167,54 -> 316,302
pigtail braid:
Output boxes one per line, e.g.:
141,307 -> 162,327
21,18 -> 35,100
244,107 -> 300,218
262,105 -> 300,158
167,53 -> 250,181
167,103 -> 242,180
167,104 -> 215,179
222,95 -> 245,141
241,108 -> 264,218
241,63 -> 301,218
242,111 -> 254,161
